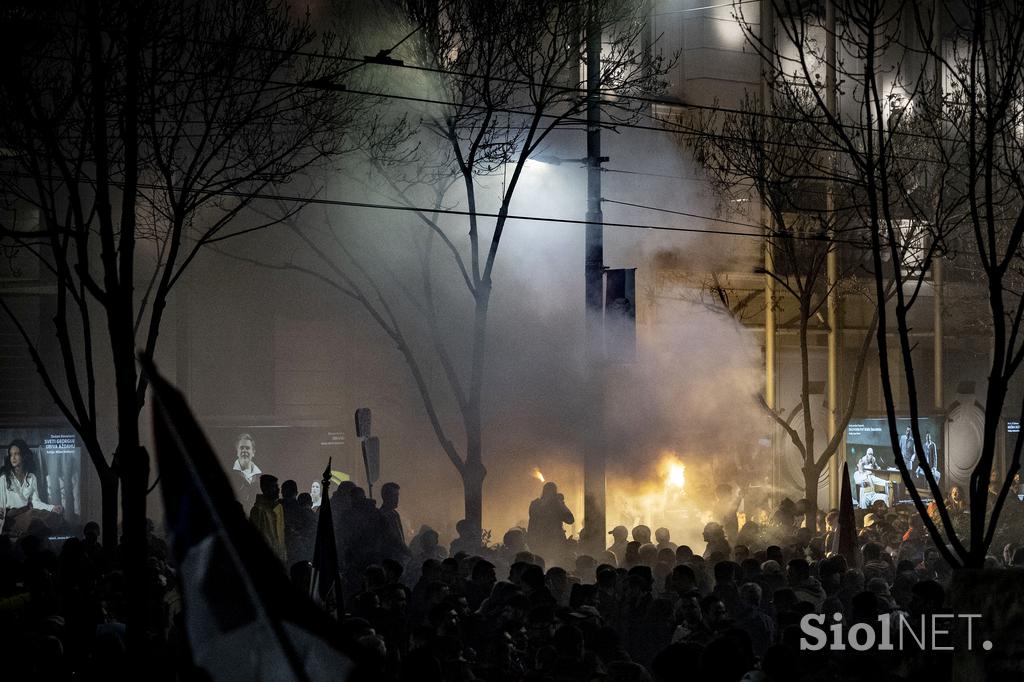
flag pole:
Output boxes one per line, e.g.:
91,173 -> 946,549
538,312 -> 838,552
311,458 -> 342,617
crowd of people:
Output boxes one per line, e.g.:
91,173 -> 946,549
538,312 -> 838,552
3,435 -> 1024,680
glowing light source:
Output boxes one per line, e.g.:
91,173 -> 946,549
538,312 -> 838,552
665,461 -> 686,489
532,467 -> 546,483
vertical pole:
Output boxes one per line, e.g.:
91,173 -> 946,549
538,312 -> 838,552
827,255 -> 840,507
932,1 -> 944,415
934,258 -> 943,411
760,0 -> 777,502
765,229 -> 777,500
826,0 -> 842,508
641,0 -> 653,61
582,0 -> 606,556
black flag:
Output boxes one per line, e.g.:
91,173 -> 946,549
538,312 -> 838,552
144,357 -> 357,681
310,459 -> 342,616
833,462 -> 859,568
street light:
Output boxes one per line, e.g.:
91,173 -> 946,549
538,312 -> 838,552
529,154 -> 609,167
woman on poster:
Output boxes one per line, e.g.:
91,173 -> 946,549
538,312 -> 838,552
0,439 -> 63,534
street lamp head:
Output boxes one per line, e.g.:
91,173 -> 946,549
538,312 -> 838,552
532,154 -> 564,166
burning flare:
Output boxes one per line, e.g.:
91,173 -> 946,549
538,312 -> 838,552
532,467 -> 545,483
665,460 -> 686,489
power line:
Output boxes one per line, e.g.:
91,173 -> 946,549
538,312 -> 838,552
0,150 -> 848,245
19,13 -> 998,154
601,197 -> 760,229
95,57 -> 932,163
670,0 -> 760,13
0,168 -> 853,244
164,23 -> 966,150
8,41 -> 954,164
602,166 -> 837,198
134,184 -> 860,246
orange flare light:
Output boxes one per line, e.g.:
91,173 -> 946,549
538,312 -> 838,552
666,461 -> 686,489
532,467 -> 545,483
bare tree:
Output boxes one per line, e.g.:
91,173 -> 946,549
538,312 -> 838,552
684,93 -> 880,531
732,0 -> 1024,567
250,0 -> 667,540
0,0 -> 357,650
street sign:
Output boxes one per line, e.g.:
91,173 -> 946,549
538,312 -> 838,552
355,407 -> 372,439
605,268 -> 636,362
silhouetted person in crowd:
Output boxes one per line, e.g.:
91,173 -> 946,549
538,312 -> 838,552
654,527 -> 676,552
331,480 -> 357,562
280,479 -> 302,563
608,525 -> 628,564
702,521 -> 731,559
632,524 -> 652,545
788,558 -> 825,608
344,486 -> 381,573
546,566 -> 570,607
528,481 -> 574,564
772,497 -> 799,530
409,526 -> 447,573
449,519 -> 481,556
623,541 -> 642,569
495,527 -> 527,568
668,563 -> 697,599
672,590 -> 714,645
711,561 -> 740,613
379,481 -> 410,562
639,542 -> 659,567
288,492 -> 316,563
713,482 -> 742,541
82,520 -> 101,550
621,566 -> 655,658
734,581 -> 775,656
465,559 -> 496,611
250,474 -> 286,561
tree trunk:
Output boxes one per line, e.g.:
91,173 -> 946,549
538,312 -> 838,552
99,466 -> 119,559
461,287 -> 488,536
111,331 -> 151,664
119,442 -> 151,660
804,467 -> 820,533
462,456 -> 486,536
463,398 -> 484,533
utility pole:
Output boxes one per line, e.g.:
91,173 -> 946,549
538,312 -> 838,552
826,0 -> 842,508
760,0 -> 777,501
582,0 -> 606,556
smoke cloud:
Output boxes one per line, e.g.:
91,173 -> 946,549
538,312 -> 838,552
178,3 -> 773,550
